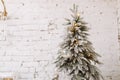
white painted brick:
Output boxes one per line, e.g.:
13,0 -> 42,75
18,67 -> 35,73
0,67 -> 18,72
6,50 -> 31,56
0,49 -> 6,56
2,61 -> 21,68
22,62 -> 39,68
0,31 -> 6,41
19,73 -> 34,79
0,56 -> 11,61
0,62 -> 5,67
0,0 -> 119,80
11,56 -> 34,62
0,61 -> 21,72
34,53 -> 53,61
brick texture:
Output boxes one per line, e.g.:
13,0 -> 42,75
0,0 -> 120,80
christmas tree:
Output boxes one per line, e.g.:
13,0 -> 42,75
55,5 -> 103,80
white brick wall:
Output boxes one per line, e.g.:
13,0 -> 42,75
0,0 -> 120,80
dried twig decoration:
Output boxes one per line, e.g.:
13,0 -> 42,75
0,0 -> 7,20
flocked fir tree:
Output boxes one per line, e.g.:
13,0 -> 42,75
54,5 -> 103,80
